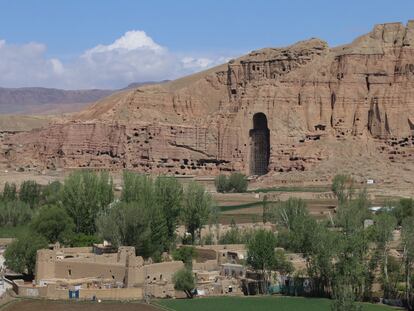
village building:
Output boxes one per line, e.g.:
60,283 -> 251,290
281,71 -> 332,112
13,243 -> 183,300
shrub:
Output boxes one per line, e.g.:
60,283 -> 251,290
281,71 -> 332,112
393,198 -> 414,225
228,173 -> 248,193
172,246 -> 196,269
215,174 -> 230,193
214,173 -> 248,193
173,268 -> 195,298
30,205 -> 75,244
69,233 -> 101,247
219,227 -> 253,244
202,233 -> 215,245
4,231 -> 48,275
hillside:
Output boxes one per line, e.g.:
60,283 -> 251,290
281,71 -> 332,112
0,81 -> 168,115
0,87 -> 114,114
3,21 -> 414,194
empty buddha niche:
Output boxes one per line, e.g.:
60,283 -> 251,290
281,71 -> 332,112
249,113 -> 270,176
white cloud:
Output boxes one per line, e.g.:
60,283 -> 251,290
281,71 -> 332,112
50,58 -> 64,75
84,30 -> 164,55
0,31 -> 232,89
181,57 -> 214,69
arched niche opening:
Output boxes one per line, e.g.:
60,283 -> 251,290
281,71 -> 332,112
249,113 -> 270,176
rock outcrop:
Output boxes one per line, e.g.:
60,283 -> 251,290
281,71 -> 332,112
4,22 -> 414,184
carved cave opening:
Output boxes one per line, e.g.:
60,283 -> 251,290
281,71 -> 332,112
250,113 -> 270,176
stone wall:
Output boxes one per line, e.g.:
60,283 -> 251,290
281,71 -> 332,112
16,282 -> 143,300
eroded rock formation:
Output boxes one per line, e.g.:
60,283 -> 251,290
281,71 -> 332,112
4,22 -> 414,183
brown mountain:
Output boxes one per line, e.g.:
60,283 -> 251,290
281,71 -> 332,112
0,81 -> 169,115
0,87 -> 115,114
4,22 -> 414,192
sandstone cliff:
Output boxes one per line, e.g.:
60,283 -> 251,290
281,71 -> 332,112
4,22 -> 414,187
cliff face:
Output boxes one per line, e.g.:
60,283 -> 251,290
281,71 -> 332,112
5,22 -> 414,183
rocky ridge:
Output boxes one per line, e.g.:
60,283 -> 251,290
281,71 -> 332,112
3,22 -> 414,189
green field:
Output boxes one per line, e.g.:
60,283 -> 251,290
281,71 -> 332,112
155,297 -> 395,311
247,186 -> 330,193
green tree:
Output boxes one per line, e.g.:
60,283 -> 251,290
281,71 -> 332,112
371,213 -> 397,298
228,173 -> 248,193
272,198 -> 308,232
246,229 -> 277,294
262,195 -> 270,223
30,205 -> 75,244
273,249 -> 294,276
69,233 -> 100,247
172,246 -> 196,269
99,172 -> 179,258
4,232 -> 48,276
2,182 -> 17,201
0,200 -> 32,226
173,268 -> 195,298
214,173 -> 248,193
307,224 -> 339,297
288,214 -> 318,254
402,216 -> 414,308
219,227 -> 243,244
61,171 -> 113,234
97,201 -> 152,257
148,202 -> 169,261
214,174 -> 229,193
331,282 -> 362,311
181,182 -> 212,244
19,180 -> 41,208
41,181 -> 62,205
331,174 -> 354,205
97,201 -> 167,260
332,193 -> 371,303
393,198 -> 414,225
335,190 -> 370,234
219,227 -> 252,245
121,171 -> 153,204
154,176 -> 183,246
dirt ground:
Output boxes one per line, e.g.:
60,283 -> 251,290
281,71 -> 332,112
2,300 -> 160,311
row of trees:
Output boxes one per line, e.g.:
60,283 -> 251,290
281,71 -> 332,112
97,172 -> 215,260
4,170 -> 215,275
256,175 -> 414,310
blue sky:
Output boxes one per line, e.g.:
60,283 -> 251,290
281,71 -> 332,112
0,0 -> 413,89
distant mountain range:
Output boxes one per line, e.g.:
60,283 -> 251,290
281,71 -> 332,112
0,80 -> 169,115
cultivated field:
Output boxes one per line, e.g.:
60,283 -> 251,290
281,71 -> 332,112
156,296 -> 396,311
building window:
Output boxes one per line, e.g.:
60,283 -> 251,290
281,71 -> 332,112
68,269 -> 72,276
